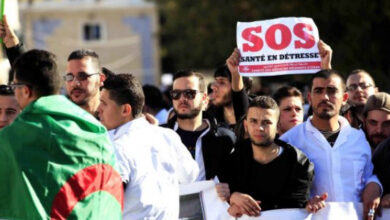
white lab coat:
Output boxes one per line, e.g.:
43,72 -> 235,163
109,117 -> 199,220
280,116 -> 381,202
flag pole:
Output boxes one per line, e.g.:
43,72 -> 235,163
0,0 -> 5,44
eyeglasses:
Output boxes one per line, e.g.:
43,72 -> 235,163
63,72 -> 99,82
170,89 -> 201,100
346,83 -> 373,91
9,82 -> 30,91
0,85 -> 14,94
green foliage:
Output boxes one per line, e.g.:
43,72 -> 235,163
153,0 -> 390,91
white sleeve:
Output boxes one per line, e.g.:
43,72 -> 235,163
169,131 -> 199,184
113,144 -> 132,184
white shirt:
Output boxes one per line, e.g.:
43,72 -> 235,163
109,117 -> 199,220
280,116 -> 381,202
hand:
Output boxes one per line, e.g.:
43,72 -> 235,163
229,192 -> 261,217
381,193 -> 390,208
306,192 -> 328,213
228,204 -> 244,218
362,182 -> 381,220
0,15 -> 19,48
317,40 -> 332,69
143,113 -> 159,126
215,183 -> 230,202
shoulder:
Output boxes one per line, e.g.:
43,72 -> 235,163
277,139 -> 311,166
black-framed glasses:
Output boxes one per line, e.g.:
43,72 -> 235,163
0,85 -> 14,95
9,82 -> 29,91
63,72 -> 99,82
170,89 -> 201,100
346,83 -> 373,91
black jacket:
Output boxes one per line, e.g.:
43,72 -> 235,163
162,111 -> 236,180
218,138 -> 314,210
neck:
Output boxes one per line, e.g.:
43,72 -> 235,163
311,115 -> 340,131
81,92 -> 100,116
223,104 -> 236,125
252,142 -> 280,164
177,113 -> 207,131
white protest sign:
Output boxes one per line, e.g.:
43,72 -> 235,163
237,17 -> 321,77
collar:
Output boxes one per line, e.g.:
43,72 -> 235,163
108,117 -> 148,141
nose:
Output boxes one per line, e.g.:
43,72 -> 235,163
0,112 -> 7,122
211,82 -> 218,92
376,124 -> 383,134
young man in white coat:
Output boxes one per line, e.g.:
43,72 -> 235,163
280,69 -> 382,220
98,73 -> 199,220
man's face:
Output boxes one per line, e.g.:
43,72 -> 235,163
278,96 -> 304,134
244,107 -> 278,147
364,109 -> 390,147
0,95 -> 20,129
309,75 -> 347,120
65,57 -> 101,106
98,89 -> 125,130
211,76 -> 232,107
172,76 -> 205,119
346,72 -> 377,106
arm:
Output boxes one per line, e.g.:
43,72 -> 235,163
226,48 -> 249,122
0,15 -> 24,66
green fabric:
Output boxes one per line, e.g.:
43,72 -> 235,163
0,95 -> 121,220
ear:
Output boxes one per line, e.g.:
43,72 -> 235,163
121,104 -> 132,117
99,73 -> 106,87
243,119 -> 248,133
374,87 -> 379,93
23,85 -> 33,98
342,92 -> 349,104
307,92 -> 312,105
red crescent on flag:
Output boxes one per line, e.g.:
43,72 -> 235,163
50,164 -> 123,220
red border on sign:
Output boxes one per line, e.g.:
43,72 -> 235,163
50,164 -> 123,220
239,61 -> 321,73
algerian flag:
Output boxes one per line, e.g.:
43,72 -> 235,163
0,95 -> 123,219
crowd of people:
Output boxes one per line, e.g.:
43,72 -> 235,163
2,14 -> 390,220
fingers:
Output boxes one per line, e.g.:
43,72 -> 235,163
306,193 -> 327,213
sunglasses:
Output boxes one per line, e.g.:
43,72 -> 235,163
0,85 -> 13,94
170,89 -> 201,100
63,72 -> 99,82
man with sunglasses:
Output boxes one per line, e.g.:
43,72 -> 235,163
0,85 -> 20,130
280,70 -> 382,220
344,69 -> 378,128
163,70 -> 235,200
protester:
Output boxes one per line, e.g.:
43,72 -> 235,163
280,69 -> 382,220
65,49 -> 105,117
143,84 -> 169,124
0,85 -> 20,130
0,49 -> 123,219
345,69 -> 378,128
98,73 -> 198,219
163,70 -> 235,201
363,92 -> 390,150
219,96 -> 313,218
373,136 -> 390,209
273,86 -> 304,135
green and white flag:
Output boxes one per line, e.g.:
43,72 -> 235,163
0,95 -> 123,219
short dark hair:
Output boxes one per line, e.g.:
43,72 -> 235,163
214,65 -> 231,82
273,86 -> 304,105
67,49 -> 100,70
0,85 -> 14,96
310,69 -> 345,91
143,84 -> 165,110
102,73 -> 145,118
348,69 -> 376,87
13,49 -> 61,97
173,70 -> 206,92
248,96 -> 279,117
